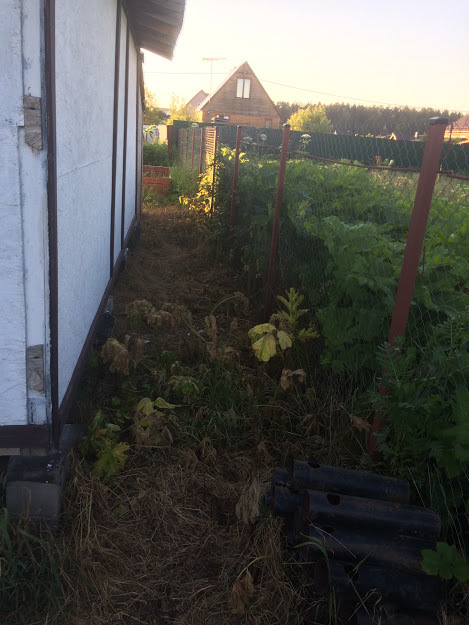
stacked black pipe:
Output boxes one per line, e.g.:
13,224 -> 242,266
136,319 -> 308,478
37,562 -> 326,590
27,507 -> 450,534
266,460 -> 444,625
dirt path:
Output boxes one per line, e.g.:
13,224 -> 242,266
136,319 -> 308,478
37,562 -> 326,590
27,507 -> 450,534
54,205 -> 315,625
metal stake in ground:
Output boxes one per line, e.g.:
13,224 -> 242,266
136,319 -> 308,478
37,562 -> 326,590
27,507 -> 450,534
264,123 -> 290,319
369,117 -> 448,456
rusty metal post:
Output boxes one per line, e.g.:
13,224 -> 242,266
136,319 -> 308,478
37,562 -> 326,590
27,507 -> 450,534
209,127 -> 219,214
198,126 -> 205,176
229,126 -> 242,234
191,127 -> 196,169
264,123 -> 290,318
369,117 -> 448,455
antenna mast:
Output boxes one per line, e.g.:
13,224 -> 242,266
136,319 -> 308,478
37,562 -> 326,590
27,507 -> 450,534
203,57 -> 227,103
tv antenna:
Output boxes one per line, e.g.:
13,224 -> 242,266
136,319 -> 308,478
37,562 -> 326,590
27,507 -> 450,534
203,57 -> 227,102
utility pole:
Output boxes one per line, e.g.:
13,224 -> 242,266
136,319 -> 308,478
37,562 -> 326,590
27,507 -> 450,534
202,57 -> 226,103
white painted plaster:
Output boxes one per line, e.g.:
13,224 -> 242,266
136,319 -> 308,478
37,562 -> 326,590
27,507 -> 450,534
55,0 -> 116,403
124,37 -> 137,236
113,9 -> 127,264
19,0 -> 50,426
0,1 -> 28,425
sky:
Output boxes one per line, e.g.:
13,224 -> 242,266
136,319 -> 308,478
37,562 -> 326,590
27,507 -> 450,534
143,0 -> 469,114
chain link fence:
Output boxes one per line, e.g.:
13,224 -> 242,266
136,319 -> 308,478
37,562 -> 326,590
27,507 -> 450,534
175,118 -> 469,587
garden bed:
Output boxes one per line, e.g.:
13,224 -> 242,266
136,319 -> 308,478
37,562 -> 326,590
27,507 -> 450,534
142,165 -> 171,195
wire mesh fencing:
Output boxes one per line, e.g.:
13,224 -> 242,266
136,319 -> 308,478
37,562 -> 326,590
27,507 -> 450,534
182,116 -> 468,568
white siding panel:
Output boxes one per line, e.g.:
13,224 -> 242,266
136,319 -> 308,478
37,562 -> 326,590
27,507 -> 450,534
55,0 -> 116,404
0,1 -> 28,425
124,39 -> 137,236
114,10 -> 127,264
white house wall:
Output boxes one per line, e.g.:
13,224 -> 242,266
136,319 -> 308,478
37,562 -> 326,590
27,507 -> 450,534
0,1 -> 27,426
124,39 -> 137,234
113,9 -> 127,264
54,0 -> 142,406
1,0 -> 51,431
20,0 -> 50,425
55,0 -> 116,404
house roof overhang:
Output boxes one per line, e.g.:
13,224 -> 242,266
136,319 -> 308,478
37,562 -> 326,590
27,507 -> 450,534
126,0 -> 185,60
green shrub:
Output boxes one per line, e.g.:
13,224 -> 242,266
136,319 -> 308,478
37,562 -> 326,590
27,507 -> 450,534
143,142 -> 170,166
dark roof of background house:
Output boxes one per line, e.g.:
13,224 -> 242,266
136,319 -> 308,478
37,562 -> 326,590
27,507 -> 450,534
127,0 -> 186,60
186,90 -> 208,111
451,115 -> 469,131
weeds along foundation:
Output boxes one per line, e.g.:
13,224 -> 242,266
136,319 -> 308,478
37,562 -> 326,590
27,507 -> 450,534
0,206 -> 363,625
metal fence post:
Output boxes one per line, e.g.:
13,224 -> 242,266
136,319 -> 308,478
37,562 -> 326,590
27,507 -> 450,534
210,127 -> 219,214
369,117 -> 448,455
186,128 -> 190,166
179,128 -> 183,162
229,126 -> 242,234
198,126 -> 205,176
264,123 -> 291,319
191,127 -> 196,169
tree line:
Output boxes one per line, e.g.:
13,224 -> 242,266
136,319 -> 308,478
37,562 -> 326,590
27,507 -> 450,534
277,101 -> 463,136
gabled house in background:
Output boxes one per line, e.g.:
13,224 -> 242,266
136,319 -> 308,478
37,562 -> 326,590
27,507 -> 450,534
1,0 -> 184,464
194,62 -> 281,128
185,90 -> 208,114
445,115 -> 469,144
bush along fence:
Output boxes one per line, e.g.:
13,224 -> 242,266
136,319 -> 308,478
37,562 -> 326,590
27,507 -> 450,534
177,117 -> 469,574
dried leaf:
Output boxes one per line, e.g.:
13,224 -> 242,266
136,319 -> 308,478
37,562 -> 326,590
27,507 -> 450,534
257,441 -> 273,465
126,299 -> 158,326
229,318 -> 239,332
205,314 -> 218,342
185,449 -> 198,473
126,333 -> 144,365
351,415 -> 372,433
223,346 -> 239,366
229,570 -> 255,614
101,338 -> 129,375
162,302 -> 191,324
235,479 -> 262,525
206,341 -> 219,361
280,369 -> 292,390
134,412 -> 173,446
233,291 -> 249,311
292,368 -> 306,383
197,437 -> 217,465
195,406 -> 207,421
155,310 -> 174,327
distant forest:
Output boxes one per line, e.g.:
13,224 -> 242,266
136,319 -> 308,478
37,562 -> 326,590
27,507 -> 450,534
275,102 -> 463,136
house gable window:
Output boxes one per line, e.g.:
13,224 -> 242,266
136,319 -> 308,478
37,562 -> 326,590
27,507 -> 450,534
236,78 -> 251,99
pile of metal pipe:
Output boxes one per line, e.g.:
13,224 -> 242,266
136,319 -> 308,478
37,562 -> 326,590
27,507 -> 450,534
267,459 -> 444,624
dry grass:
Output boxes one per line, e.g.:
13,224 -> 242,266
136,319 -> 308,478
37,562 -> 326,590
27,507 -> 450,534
6,204 -> 368,625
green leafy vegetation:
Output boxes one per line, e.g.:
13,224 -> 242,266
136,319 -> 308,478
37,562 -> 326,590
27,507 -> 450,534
0,508 -> 64,622
179,146 -> 469,580
287,104 -> 333,134
422,542 -> 469,581
143,142 -> 170,166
